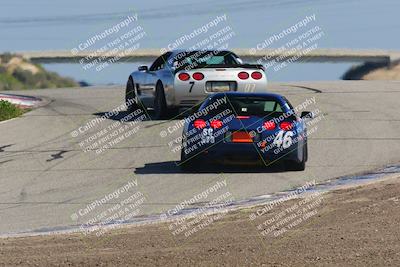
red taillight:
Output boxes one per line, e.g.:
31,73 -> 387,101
178,73 -> 190,81
193,119 -> 206,129
251,71 -> 262,80
192,72 -> 204,81
263,121 -> 276,130
238,72 -> 249,80
280,121 -> 293,131
236,116 -> 250,119
210,120 -> 223,129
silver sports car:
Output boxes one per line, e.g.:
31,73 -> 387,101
125,50 -> 268,119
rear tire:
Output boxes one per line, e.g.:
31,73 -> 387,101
304,141 -> 308,162
125,78 -> 140,113
288,159 -> 305,171
154,82 -> 168,119
169,107 -> 180,118
179,161 -> 197,172
285,144 -> 306,171
180,148 -> 200,172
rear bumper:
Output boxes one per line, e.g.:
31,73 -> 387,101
171,79 -> 268,107
187,141 -> 300,165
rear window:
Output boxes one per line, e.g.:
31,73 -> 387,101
202,95 -> 286,117
173,51 -> 238,70
228,97 -> 284,115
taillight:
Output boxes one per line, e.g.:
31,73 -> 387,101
238,72 -> 249,80
210,120 -> 223,129
251,71 -> 262,80
263,121 -> 276,130
193,119 -> 206,129
280,121 -> 293,131
192,72 -> 204,81
178,73 -> 190,81
236,116 -> 250,119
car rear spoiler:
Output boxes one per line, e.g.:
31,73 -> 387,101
175,64 -> 265,73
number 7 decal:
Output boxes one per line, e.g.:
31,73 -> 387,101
189,81 -> 195,93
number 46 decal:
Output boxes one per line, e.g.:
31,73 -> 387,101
273,131 -> 294,149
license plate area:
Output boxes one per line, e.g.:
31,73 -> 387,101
206,81 -> 237,92
231,131 -> 253,143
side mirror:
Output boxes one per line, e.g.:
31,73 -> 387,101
138,65 -> 148,71
301,111 -> 314,119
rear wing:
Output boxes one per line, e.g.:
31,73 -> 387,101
175,64 -> 265,73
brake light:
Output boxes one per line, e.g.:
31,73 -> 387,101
280,121 -> 293,131
238,72 -> 249,80
193,119 -> 206,129
251,71 -> 262,80
236,116 -> 250,119
263,121 -> 276,130
210,120 -> 223,129
178,73 -> 190,81
192,72 -> 204,80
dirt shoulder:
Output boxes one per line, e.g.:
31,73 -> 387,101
362,63 -> 400,80
2,177 -> 400,267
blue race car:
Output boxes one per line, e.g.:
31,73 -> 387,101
179,92 -> 312,171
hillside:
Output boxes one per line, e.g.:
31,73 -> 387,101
0,53 -> 78,90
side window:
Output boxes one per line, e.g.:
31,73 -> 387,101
149,56 -> 164,71
149,52 -> 171,71
225,54 -> 238,65
275,103 -> 283,112
264,101 -> 283,112
282,97 -> 295,113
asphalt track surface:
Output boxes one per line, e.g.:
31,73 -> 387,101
1,81 -> 399,236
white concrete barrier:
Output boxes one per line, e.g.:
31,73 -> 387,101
0,93 -> 42,108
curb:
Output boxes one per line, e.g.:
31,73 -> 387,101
0,93 -> 45,109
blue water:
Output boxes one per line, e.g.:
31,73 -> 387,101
42,62 -> 355,84
1,0 -> 399,84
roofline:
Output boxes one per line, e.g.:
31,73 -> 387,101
211,91 -> 283,98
